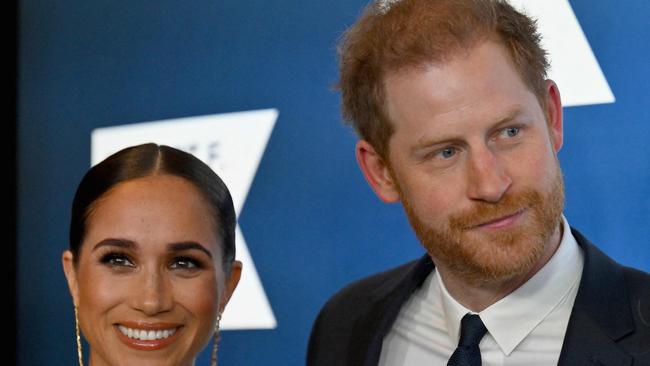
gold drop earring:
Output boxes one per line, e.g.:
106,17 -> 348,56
211,312 -> 222,366
74,306 -> 84,366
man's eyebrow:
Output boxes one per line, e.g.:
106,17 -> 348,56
411,107 -> 526,153
411,135 -> 462,153
92,238 -> 137,252
491,107 -> 526,128
167,242 -> 213,259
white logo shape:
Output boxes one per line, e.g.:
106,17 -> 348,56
91,109 -> 278,330
510,0 -> 615,106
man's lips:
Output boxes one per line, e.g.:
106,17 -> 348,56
114,322 -> 184,351
472,209 -> 525,230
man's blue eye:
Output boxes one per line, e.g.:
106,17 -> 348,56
438,147 -> 456,159
505,127 -> 520,137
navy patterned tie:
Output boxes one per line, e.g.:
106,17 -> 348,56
447,314 -> 488,366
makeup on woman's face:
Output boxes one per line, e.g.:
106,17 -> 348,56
70,175 -> 225,366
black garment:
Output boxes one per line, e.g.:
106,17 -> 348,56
307,229 -> 650,366
447,314 -> 487,366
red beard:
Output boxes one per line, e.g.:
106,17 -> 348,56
401,164 -> 565,286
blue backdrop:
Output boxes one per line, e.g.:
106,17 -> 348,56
18,0 -> 649,365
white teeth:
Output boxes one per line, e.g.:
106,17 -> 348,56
118,325 -> 177,341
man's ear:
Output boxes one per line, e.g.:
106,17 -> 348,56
544,80 -> 564,153
62,250 -> 80,307
356,140 -> 401,203
219,260 -> 242,313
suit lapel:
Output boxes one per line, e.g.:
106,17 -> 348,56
360,255 -> 435,366
355,229 -> 637,365
558,229 -> 635,366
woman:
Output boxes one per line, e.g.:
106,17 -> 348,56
62,143 -> 242,366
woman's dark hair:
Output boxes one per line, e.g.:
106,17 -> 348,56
69,143 -> 236,274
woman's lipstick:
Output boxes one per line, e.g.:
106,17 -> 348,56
114,322 -> 183,351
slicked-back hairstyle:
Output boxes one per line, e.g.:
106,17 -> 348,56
338,0 -> 549,159
69,143 -> 237,274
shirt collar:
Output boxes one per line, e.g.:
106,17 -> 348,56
436,215 -> 584,355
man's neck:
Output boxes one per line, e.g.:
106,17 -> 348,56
435,224 -> 563,312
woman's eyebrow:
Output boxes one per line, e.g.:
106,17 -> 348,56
92,238 -> 136,252
167,242 -> 213,259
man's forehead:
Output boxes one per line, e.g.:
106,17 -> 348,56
383,40 -> 538,112
381,44 -> 549,153
381,34 -> 508,80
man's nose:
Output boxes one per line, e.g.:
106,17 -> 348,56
131,267 -> 174,316
465,146 -> 512,202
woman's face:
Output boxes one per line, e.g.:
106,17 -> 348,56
63,174 -> 240,366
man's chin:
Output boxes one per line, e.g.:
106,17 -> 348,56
403,164 -> 565,286
426,232 -> 547,286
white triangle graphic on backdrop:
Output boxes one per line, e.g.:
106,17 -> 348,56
509,0 -> 615,106
91,109 -> 278,330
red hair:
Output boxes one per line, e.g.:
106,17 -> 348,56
338,0 -> 549,158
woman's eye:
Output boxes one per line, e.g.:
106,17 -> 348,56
100,253 -> 135,268
170,257 -> 201,270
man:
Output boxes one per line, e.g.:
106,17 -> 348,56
307,0 -> 650,365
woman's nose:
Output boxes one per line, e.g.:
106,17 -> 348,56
131,268 -> 173,316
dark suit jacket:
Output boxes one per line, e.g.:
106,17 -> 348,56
307,229 -> 650,365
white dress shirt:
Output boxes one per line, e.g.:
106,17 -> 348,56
378,216 -> 584,365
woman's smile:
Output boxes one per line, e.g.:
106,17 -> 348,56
114,322 -> 184,351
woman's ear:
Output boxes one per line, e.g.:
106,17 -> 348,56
62,250 -> 80,306
219,260 -> 242,313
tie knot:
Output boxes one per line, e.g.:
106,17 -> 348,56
458,314 -> 487,347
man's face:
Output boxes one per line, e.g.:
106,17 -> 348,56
362,40 -> 565,285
